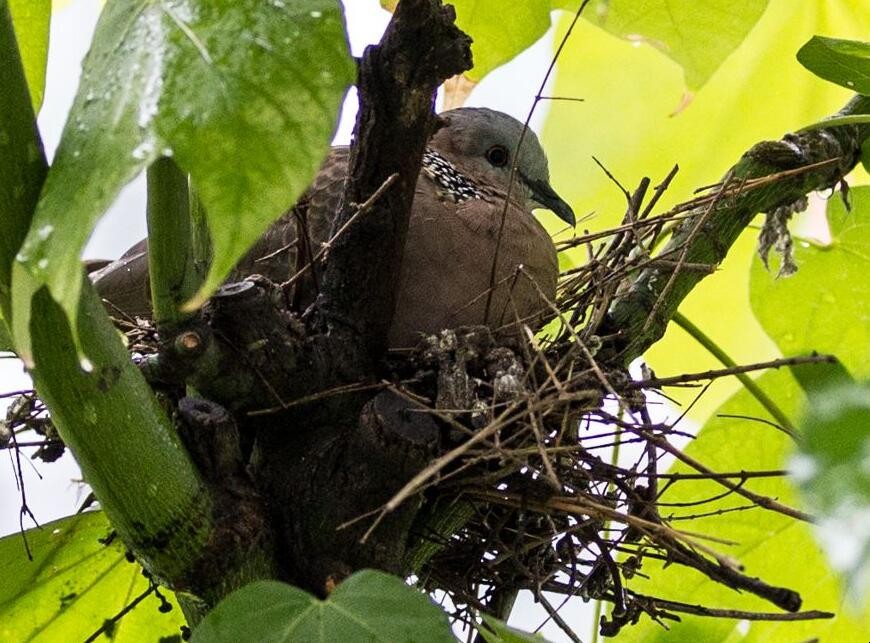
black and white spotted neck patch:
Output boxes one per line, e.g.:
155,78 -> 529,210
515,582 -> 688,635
422,149 -> 484,203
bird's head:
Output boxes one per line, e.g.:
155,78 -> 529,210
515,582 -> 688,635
429,107 -> 575,226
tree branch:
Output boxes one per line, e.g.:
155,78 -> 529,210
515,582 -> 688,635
604,94 -> 870,364
318,0 -> 473,358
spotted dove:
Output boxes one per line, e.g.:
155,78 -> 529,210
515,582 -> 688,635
91,107 -> 574,348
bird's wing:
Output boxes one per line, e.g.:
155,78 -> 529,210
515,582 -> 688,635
91,148 -> 350,319
89,239 -> 152,320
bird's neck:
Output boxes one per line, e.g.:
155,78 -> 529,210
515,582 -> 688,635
421,149 -> 490,203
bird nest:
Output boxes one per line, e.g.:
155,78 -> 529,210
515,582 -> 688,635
360,173 -> 831,638
385,327 -> 805,639
2,176 -> 832,641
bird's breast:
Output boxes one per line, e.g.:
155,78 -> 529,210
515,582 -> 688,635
387,183 -> 558,348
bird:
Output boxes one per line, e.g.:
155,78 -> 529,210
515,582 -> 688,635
90,107 -> 575,349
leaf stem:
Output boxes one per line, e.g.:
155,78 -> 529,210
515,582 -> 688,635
146,157 -> 198,325
672,311 -> 798,439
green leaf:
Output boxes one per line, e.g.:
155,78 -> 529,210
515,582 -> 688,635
797,36 -> 870,94
792,381 -> 870,607
192,571 -> 456,643
617,185 -> 870,638
0,512 -> 185,642
8,0 -> 50,110
13,0 -> 353,346
553,0 -> 769,89
479,614 -> 548,642
426,0 -> 769,88
618,369 -> 868,642
750,186 -> 870,379
0,0 -> 47,353
449,0 -> 551,81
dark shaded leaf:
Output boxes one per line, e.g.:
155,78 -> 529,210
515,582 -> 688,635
192,571 -> 456,643
797,36 -> 870,94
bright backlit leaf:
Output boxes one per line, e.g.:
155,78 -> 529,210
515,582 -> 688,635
385,0 -> 767,90
544,1 -> 869,421
554,0 -> 769,89
618,370 -> 868,641
616,185 -> 870,639
13,0 -> 352,349
191,571 -> 456,643
0,512 -> 184,642
449,0 -> 551,81
750,186 -> 870,379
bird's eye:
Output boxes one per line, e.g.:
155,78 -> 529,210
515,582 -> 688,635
485,145 -> 509,167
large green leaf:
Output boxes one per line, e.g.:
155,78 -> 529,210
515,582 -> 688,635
13,0 -> 353,347
8,0 -> 50,110
0,0 -> 46,355
0,512 -> 185,642
618,370 -> 868,642
544,0 -> 869,421
449,0 -> 551,81
793,380 -> 870,607
750,186 -> 870,379
388,0 -> 766,89
191,571 -> 456,643
553,0 -> 769,89
797,36 -> 870,94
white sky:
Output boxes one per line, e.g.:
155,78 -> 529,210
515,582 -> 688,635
0,2 -> 602,639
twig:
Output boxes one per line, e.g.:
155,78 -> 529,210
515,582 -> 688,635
629,592 -> 833,621
83,584 -> 156,643
282,173 -> 399,289
628,354 -> 836,390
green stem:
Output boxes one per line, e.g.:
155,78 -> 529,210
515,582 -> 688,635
673,311 -> 797,439
146,157 -> 197,325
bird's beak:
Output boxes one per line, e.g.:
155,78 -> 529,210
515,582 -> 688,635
526,178 -> 575,227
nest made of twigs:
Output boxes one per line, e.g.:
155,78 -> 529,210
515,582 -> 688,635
2,171 -> 834,642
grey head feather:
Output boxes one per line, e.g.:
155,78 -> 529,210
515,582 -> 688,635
427,107 -> 575,225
